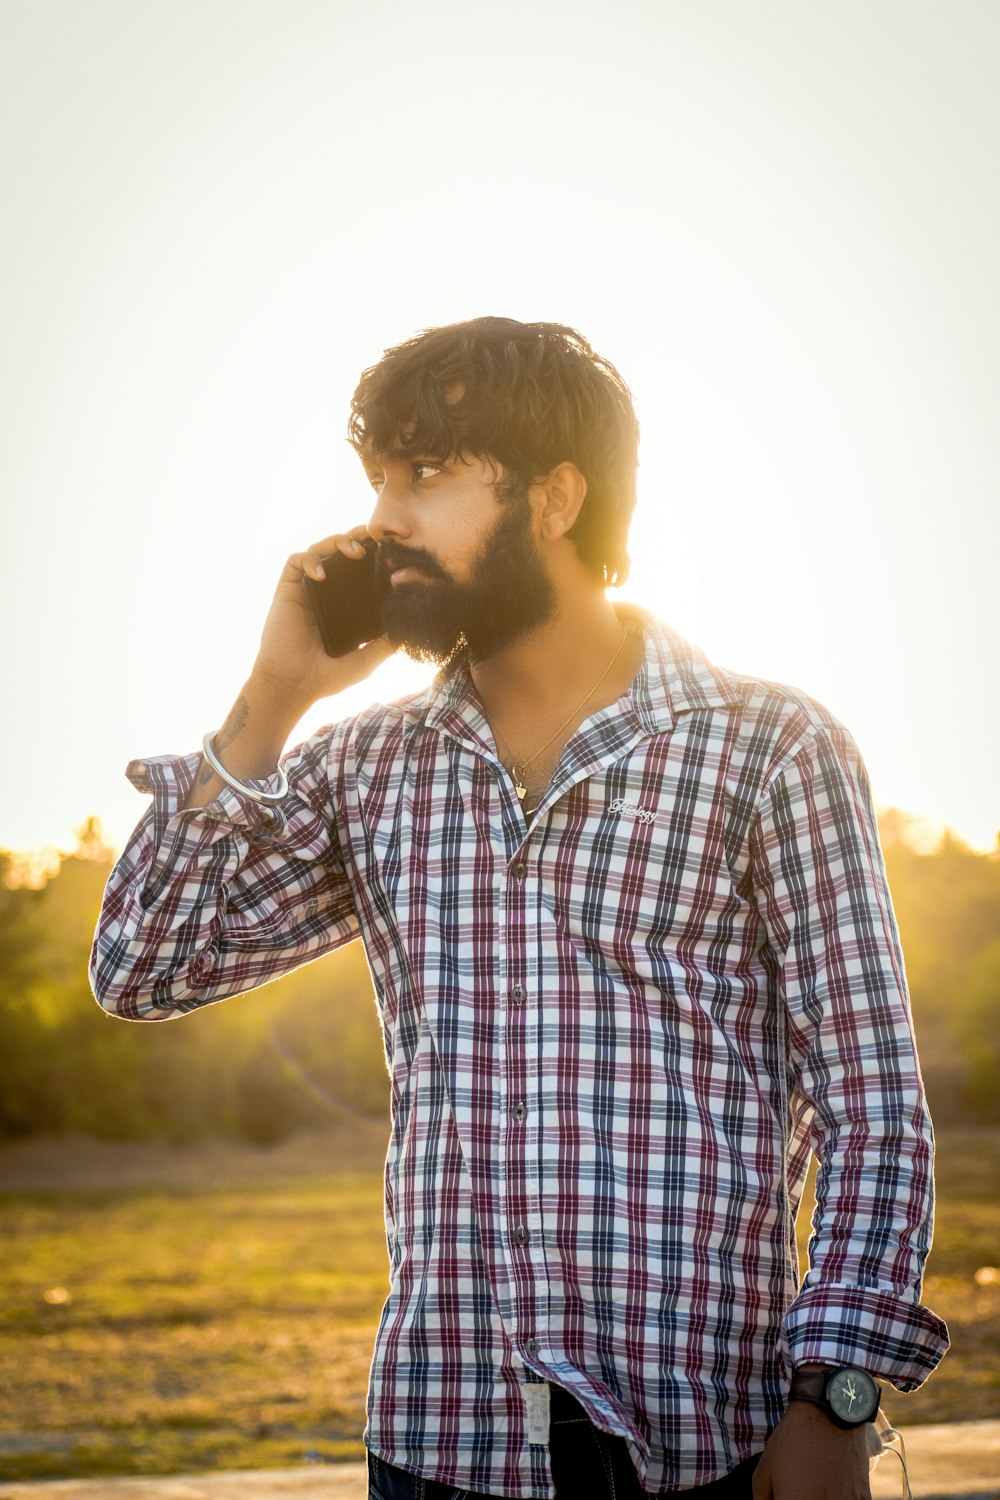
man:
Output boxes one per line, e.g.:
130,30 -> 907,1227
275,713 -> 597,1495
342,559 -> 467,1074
92,317 -> 947,1499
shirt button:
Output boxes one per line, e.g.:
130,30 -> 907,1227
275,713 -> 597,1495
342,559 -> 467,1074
511,1101 -> 526,1122
513,863 -> 527,879
510,984 -> 525,1005
525,1337 -> 539,1358
513,1224 -> 529,1246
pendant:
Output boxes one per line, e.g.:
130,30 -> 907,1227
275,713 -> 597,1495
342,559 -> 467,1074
512,766 -> 527,800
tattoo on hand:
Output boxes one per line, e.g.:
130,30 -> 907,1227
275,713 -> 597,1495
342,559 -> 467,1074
216,697 -> 250,752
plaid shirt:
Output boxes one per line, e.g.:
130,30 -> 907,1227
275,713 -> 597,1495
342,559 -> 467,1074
92,609 -> 947,1495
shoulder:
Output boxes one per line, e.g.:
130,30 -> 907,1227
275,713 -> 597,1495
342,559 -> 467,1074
721,664 -> 858,786
636,610 -> 862,788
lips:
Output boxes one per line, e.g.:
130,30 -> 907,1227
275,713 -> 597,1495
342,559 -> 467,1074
377,547 -> 444,588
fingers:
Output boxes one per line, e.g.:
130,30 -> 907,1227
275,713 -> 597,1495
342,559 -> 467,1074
287,528 -> 372,583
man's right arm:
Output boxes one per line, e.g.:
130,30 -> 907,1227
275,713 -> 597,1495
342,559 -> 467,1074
90,531 -> 395,1021
184,531 -> 393,811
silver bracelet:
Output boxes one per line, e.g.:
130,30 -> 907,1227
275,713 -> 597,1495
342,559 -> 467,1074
201,732 -> 289,807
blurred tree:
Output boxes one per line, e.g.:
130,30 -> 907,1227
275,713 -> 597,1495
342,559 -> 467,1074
0,822 -> 386,1143
0,851 -> 49,1136
950,938 -> 1000,1117
881,810 -> 1000,1122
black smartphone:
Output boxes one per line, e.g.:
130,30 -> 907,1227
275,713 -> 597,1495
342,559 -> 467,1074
303,538 -> 383,657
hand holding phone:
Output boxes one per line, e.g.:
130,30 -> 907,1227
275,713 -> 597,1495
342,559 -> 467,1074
303,536 -> 383,657
187,534 -> 391,814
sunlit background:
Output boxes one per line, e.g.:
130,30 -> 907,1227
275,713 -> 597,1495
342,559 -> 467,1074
2,0 -> 998,858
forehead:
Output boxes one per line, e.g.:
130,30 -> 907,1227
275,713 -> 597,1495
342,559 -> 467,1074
360,423 -> 438,465
360,442 -> 441,470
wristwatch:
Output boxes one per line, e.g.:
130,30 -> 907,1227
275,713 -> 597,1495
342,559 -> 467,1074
788,1365 -> 880,1428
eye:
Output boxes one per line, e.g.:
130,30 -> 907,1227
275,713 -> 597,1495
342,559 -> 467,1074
412,461 -> 443,482
365,470 -> 384,492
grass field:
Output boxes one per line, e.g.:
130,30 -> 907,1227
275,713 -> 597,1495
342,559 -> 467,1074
0,1123 -> 996,1482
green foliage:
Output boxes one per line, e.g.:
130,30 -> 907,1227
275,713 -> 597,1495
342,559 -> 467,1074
950,940 -> 1000,1116
0,822 -> 388,1145
881,811 -> 1000,1123
0,807 -> 997,1143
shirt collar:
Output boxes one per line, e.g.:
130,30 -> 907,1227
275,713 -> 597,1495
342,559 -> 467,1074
623,606 -> 744,733
419,604 -> 742,748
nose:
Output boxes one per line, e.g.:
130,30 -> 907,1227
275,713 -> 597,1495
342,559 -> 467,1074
366,475 -> 412,544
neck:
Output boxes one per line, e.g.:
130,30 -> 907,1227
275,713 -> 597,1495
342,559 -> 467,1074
469,588 -> 633,722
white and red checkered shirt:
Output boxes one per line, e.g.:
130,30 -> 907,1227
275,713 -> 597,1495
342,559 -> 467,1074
92,609 -> 947,1495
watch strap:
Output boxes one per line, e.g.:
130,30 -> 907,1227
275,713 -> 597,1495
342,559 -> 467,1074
788,1367 -> 831,1405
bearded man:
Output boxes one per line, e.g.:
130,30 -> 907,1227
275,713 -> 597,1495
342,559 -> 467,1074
92,317 -> 947,1500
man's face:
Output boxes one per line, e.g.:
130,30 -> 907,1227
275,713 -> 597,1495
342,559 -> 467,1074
365,453 -> 556,664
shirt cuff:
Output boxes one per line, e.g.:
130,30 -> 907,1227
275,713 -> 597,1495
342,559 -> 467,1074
782,1282 -> 950,1391
126,752 -> 287,840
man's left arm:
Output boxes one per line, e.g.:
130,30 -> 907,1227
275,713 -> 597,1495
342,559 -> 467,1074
749,716 -> 949,1496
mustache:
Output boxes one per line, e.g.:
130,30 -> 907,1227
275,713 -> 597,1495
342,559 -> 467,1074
375,542 -> 449,582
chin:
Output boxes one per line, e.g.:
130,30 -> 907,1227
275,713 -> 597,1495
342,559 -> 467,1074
397,637 -> 465,668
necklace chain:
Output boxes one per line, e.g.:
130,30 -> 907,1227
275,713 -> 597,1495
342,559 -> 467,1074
504,626 -> 629,802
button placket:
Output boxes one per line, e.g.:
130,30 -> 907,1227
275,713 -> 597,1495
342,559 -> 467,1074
502,833 -> 545,1392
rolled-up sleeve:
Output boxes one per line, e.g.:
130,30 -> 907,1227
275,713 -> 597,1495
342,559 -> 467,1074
90,728 -> 361,1021
750,718 -> 949,1390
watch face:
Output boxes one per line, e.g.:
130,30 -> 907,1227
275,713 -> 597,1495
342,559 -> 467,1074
825,1367 -> 879,1425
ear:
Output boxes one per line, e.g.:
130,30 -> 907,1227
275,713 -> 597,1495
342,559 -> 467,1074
533,461 -> 587,542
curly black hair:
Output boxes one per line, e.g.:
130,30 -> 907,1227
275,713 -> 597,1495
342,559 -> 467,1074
348,316 -> 639,587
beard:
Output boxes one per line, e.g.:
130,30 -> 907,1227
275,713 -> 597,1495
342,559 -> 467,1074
374,494 -> 557,665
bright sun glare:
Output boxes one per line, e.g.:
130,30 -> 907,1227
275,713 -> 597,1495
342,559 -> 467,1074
1,2 -> 997,858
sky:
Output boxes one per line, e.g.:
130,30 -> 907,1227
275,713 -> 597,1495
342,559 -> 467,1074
2,0 -> 998,857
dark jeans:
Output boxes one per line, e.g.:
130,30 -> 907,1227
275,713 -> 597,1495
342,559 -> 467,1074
367,1386 -> 761,1499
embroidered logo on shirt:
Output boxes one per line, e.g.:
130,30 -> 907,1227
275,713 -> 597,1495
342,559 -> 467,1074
609,797 -> 656,825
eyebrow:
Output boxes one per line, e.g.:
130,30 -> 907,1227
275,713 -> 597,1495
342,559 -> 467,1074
365,447 -> 454,468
